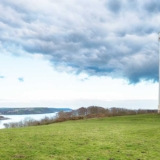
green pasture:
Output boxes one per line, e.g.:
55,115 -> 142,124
0,114 -> 160,160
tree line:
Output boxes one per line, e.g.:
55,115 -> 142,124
3,106 -> 157,128
57,106 -> 157,120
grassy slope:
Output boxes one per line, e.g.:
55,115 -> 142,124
0,114 -> 160,160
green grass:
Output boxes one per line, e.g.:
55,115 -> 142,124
1,114 -> 160,160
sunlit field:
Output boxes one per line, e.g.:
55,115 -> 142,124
0,114 -> 160,160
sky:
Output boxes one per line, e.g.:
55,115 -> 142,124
0,0 -> 159,109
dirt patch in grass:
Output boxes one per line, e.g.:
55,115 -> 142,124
13,154 -> 26,159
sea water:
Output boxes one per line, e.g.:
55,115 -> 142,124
0,113 -> 57,129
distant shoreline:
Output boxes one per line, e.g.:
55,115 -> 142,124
0,116 -> 10,120
0,107 -> 71,115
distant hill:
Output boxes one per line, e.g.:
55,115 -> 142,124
0,107 -> 72,115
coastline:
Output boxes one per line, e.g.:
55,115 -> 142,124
0,116 -> 10,120
0,113 -> 57,129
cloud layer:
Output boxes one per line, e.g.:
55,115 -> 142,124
0,0 -> 159,83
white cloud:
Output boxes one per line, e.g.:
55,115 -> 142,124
0,0 -> 159,109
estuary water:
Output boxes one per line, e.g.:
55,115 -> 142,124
0,113 -> 57,129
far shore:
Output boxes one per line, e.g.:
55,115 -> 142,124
0,116 -> 10,120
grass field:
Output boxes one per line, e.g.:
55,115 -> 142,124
0,114 -> 160,160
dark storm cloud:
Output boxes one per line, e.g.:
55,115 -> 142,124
144,0 -> 160,13
106,0 -> 122,13
0,0 -> 159,83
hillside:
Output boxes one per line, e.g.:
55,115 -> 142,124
0,114 -> 160,159
0,107 -> 71,115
